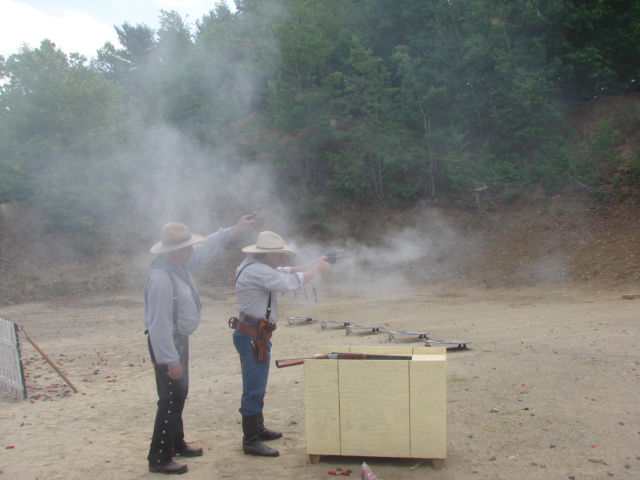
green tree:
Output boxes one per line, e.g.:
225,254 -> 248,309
0,40 -> 134,230
154,10 -> 200,126
93,23 -> 159,121
324,40 -> 406,202
562,0 -> 640,99
192,3 -> 259,143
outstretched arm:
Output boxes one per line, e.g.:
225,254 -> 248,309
300,257 -> 331,285
290,256 -> 326,274
230,214 -> 256,235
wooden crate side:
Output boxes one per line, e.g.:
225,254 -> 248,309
412,353 -> 446,362
338,360 -> 411,457
411,346 -> 446,355
348,345 -> 414,355
316,346 -> 417,355
409,355 -> 447,458
304,359 -> 341,455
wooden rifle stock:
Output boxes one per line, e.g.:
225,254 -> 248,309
275,354 -> 329,368
275,352 -> 412,368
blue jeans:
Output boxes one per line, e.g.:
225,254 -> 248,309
233,330 -> 271,416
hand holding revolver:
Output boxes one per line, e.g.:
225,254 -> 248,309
230,213 -> 256,234
298,256 -> 331,284
325,249 -> 349,264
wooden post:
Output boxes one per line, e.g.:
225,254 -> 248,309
20,326 -> 78,393
474,186 -> 488,215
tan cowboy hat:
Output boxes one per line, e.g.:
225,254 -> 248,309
242,231 -> 296,256
150,222 -> 205,254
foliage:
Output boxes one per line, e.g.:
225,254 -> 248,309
0,40 -> 135,232
562,0 -> 640,99
1,0 -> 639,233
570,105 -> 640,199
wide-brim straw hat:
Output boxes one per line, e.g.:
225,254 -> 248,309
242,231 -> 296,256
150,222 -> 205,254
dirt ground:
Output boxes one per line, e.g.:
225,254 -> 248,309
1,277 -> 638,480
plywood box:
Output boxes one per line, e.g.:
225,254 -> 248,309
304,346 -> 446,466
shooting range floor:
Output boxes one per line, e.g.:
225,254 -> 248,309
0,280 -> 638,480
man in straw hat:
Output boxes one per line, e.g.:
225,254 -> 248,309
233,231 -> 331,457
144,216 -> 253,474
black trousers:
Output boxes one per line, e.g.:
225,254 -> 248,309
147,334 -> 189,465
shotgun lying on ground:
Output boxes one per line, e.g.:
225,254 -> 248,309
275,352 -> 413,368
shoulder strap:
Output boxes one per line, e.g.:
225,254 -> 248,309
236,261 -> 272,320
235,261 -> 255,284
149,257 -> 192,333
151,255 -> 201,313
167,272 -> 179,334
266,292 -> 272,320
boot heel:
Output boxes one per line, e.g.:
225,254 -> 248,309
258,411 -> 283,441
243,441 -> 280,457
242,414 -> 280,457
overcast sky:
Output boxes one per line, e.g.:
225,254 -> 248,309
0,0 -> 235,60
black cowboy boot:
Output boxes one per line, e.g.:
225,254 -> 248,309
242,414 -> 279,457
174,445 -> 204,457
258,411 -> 283,441
148,449 -> 188,475
148,460 -> 188,474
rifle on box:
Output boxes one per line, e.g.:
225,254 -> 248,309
275,352 -> 412,368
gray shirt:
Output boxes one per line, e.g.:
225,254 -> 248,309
144,228 -> 232,365
235,256 -> 303,323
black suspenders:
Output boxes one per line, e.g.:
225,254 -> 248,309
236,262 -> 272,320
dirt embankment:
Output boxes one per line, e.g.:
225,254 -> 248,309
1,192 -> 639,305
0,93 -> 639,303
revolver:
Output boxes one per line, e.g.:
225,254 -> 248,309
325,249 -> 349,265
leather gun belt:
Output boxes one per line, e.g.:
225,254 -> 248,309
235,313 -> 272,339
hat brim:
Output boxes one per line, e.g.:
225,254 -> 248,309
150,234 -> 205,254
242,244 -> 297,256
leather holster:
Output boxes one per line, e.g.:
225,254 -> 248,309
252,332 -> 270,363
235,318 -> 274,363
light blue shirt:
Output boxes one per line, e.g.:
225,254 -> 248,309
235,256 -> 303,323
144,228 -> 232,365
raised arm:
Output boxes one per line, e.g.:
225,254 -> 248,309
230,214 -> 256,235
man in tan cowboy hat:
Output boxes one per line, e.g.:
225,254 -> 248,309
233,231 -> 331,457
144,216 -> 253,474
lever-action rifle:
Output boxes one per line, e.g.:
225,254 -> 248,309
325,249 -> 349,264
275,352 -> 412,368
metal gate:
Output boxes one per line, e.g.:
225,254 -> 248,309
0,317 -> 26,399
